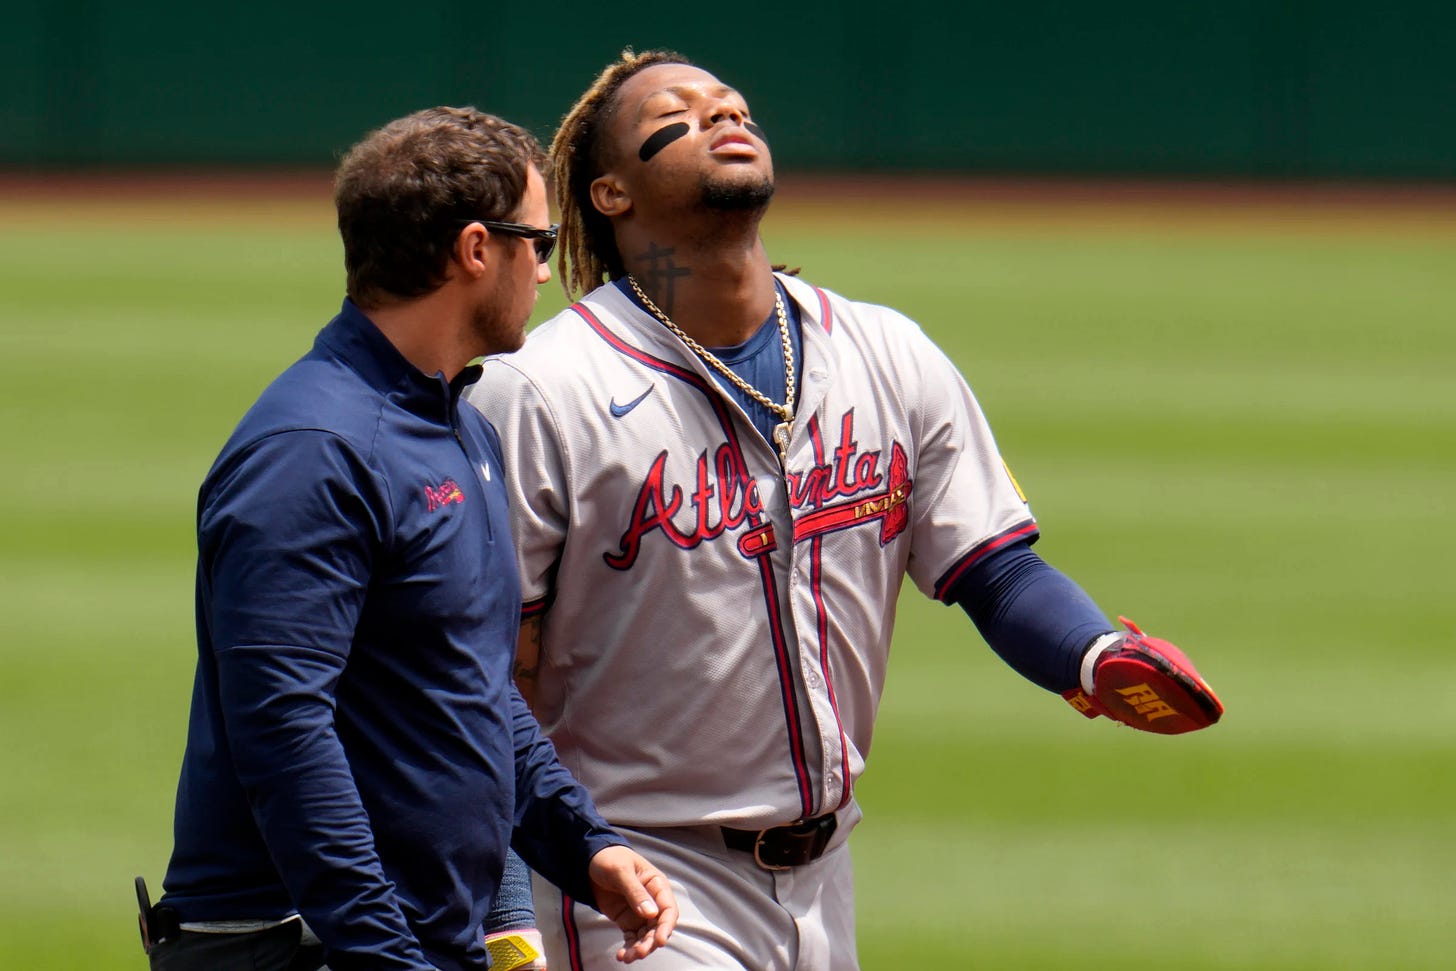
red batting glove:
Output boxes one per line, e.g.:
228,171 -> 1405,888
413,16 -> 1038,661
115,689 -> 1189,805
1062,617 -> 1223,735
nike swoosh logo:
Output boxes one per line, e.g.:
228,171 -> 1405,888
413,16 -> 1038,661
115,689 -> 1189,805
609,387 -> 653,418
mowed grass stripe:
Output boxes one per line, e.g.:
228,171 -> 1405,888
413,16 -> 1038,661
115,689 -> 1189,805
853,822 -> 1453,970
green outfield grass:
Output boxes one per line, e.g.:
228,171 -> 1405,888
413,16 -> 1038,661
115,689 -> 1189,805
1,183 -> 1452,969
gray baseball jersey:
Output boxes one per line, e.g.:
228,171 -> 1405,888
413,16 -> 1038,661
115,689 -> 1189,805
466,272 -> 1035,831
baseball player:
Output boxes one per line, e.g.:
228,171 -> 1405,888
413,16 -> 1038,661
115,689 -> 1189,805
468,50 -> 1222,969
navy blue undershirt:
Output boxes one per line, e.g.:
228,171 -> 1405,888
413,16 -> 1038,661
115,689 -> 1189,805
701,280 -> 803,447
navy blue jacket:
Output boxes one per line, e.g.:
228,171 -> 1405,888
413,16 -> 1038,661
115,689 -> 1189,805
160,300 -> 621,971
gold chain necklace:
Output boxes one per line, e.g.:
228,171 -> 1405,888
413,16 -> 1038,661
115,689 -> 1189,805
626,274 -> 796,465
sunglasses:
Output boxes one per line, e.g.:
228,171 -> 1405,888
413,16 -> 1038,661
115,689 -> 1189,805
460,219 -> 559,264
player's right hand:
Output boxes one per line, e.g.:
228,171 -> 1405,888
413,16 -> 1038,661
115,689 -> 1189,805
1062,617 -> 1223,734
586,845 -> 678,963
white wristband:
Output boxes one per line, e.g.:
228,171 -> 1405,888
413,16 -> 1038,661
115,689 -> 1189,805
1080,632 -> 1125,696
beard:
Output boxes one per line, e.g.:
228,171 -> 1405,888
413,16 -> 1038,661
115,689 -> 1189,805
698,170 -> 776,212
469,301 -> 526,357
469,263 -> 531,358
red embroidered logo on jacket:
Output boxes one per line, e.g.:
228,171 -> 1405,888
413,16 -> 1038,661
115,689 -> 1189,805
424,478 -> 466,512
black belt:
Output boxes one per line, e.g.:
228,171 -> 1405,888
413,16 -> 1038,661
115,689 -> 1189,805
721,815 -> 838,870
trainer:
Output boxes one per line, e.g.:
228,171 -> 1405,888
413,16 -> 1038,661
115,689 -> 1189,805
141,106 -> 675,971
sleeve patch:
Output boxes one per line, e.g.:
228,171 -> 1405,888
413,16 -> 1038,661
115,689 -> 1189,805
1003,461 -> 1028,504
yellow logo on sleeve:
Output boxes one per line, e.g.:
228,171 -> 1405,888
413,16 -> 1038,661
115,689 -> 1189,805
1003,461 -> 1028,504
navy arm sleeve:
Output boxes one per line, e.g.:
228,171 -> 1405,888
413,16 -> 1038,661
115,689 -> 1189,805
203,432 -> 432,971
507,682 -> 624,910
948,540 -> 1114,694
485,850 -> 537,932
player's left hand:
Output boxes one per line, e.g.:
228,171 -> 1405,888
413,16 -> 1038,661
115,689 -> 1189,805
587,844 -> 678,963
1062,617 -> 1223,734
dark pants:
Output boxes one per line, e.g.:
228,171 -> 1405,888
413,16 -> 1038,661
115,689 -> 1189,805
147,920 -> 326,971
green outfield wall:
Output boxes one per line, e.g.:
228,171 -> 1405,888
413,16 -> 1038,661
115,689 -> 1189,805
3,0 -> 1452,177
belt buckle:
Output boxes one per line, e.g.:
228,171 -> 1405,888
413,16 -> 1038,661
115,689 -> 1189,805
751,828 -> 793,871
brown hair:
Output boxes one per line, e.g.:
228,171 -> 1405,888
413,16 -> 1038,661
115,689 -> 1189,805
335,106 -> 549,308
550,49 -> 691,298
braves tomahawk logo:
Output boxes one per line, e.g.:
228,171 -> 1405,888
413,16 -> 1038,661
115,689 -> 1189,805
786,412 -> 912,546
604,410 -> 912,569
424,478 -> 466,512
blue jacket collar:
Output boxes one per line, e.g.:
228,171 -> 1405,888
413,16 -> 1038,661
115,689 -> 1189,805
316,298 -> 483,416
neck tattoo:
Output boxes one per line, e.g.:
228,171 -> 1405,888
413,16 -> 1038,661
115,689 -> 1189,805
626,274 -> 796,466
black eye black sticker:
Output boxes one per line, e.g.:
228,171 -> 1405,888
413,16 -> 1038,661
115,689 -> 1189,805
638,122 -> 691,162
745,122 -> 767,144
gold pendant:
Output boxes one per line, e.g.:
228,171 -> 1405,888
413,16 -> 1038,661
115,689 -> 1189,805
772,421 -> 791,466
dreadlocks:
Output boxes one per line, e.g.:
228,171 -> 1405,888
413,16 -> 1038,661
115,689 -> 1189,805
550,48 -> 691,298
